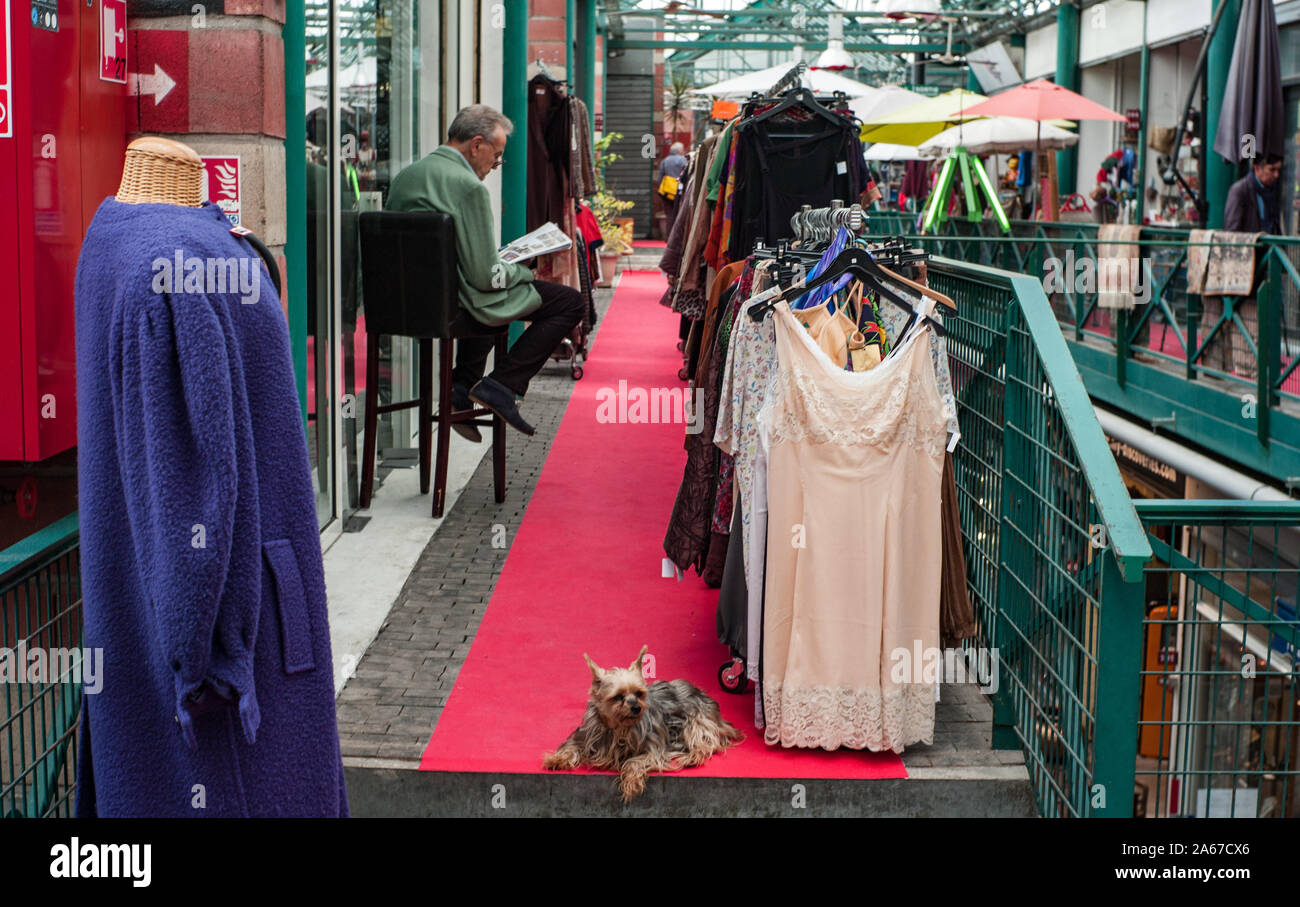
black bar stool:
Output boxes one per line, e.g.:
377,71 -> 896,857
358,211 -> 507,517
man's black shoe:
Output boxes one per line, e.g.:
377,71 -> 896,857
450,384 -> 482,444
469,377 -> 536,436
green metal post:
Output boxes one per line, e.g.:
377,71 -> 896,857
566,0 -> 576,79
284,0 -> 308,424
1205,0 -> 1241,228
582,0 -> 597,132
966,66 -> 980,93
1091,552 -> 1145,816
1055,2 -> 1080,201
503,0 -> 528,346
1258,249 -> 1279,445
1135,39 -> 1149,223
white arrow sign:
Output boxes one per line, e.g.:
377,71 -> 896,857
129,64 -> 176,106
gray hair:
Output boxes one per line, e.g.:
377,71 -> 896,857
448,105 -> 513,143
670,142 -> 685,155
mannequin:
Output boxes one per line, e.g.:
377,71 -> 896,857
74,137 -> 347,817
115,136 -> 205,206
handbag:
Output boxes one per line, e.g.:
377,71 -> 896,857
657,174 -> 679,200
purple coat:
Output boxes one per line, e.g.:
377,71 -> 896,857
74,199 -> 347,817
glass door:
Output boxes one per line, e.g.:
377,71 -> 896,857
305,0 -> 337,531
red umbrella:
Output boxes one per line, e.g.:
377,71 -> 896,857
956,79 -> 1126,122
957,80 -> 1125,221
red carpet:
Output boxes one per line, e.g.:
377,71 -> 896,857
420,270 -> 907,780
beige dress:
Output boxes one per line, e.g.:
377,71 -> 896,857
762,302 -> 948,752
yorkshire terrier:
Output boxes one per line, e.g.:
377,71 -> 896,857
542,645 -> 744,802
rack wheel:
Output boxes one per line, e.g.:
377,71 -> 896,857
677,365 -> 689,381
718,658 -> 749,694
676,339 -> 685,352
571,365 -> 584,380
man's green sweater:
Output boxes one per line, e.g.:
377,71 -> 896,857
386,146 -> 540,326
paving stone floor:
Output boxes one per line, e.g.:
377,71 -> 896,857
335,256 -> 1022,778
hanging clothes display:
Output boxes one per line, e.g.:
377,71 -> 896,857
662,146 -> 983,752
526,70 -> 598,294
761,301 -> 948,751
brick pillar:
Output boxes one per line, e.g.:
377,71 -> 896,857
126,0 -> 287,296
529,0 -> 567,76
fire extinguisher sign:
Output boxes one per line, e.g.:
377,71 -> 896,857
100,0 -> 127,84
1,0 -> 11,138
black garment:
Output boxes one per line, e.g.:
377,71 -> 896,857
716,503 -> 748,656
1225,172 -> 1283,234
728,117 -> 860,259
527,76 -> 572,231
452,279 -> 585,396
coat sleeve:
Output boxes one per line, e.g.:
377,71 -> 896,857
454,180 -> 535,296
1223,180 -> 1248,233
112,292 -> 262,750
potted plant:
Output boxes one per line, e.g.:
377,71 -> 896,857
591,133 -> 634,284
592,190 -> 634,286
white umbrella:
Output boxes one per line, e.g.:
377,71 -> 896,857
918,116 -> 1079,158
849,85 -> 926,124
690,60 -> 875,99
864,142 -> 925,161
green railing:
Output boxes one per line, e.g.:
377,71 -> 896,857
1132,500 -> 1300,819
870,214 -> 1300,484
0,514 -> 83,818
927,256 -> 1152,817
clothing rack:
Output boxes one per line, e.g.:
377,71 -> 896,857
767,61 -> 806,96
789,202 -> 866,243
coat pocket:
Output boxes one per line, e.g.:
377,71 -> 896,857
263,539 -> 316,674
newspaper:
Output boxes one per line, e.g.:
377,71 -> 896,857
499,222 -> 572,263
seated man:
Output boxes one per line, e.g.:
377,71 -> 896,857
387,104 -> 584,437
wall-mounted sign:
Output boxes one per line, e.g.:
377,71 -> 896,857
1107,435 -> 1185,498
100,0 -> 128,84
1125,108 -> 1141,130
202,155 -> 241,226
0,0 -> 10,138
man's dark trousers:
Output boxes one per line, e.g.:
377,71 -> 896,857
452,279 -> 585,396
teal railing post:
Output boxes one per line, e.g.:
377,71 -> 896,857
502,0 -> 528,347
1257,247 -> 1279,446
283,0 -> 308,424
990,298 -> 1022,751
1135,37 -> 1150,223
1091,551 -> 1145,817
1205,0 -> 1241,228
1054,1 -> 1080,199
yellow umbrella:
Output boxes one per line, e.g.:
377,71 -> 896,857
861,87 -> 1074,145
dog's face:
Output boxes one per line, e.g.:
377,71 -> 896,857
584,646 -> 649,730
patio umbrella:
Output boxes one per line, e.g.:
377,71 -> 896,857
690,61 -> 875,100
858,88 -> 990,145
958,80 -> 1117,219
864,142 -> 925,161
956,78 -> 1126,123
848,85 -> 926,124
1212,0 -> 1283,162
919,117 -> 1079,158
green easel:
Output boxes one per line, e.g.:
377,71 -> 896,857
921,146 -> 1010,235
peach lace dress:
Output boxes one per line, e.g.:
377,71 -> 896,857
761,300 -> 948,752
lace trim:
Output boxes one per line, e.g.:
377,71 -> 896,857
767,344 -> 948,455
762,682 -> 936,752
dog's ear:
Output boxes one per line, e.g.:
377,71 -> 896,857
583,653 -> 604,683
630,645 -> 648,674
